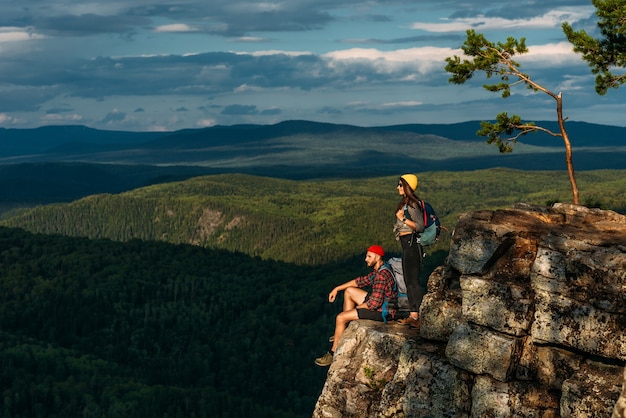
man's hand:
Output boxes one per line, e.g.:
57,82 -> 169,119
328,288 -> 339,303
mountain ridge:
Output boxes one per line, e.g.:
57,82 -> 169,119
2,119 -> 625,157
1,120 -> 625,210
2,120 -> 624,169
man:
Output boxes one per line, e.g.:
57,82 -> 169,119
315,245 -> 397,367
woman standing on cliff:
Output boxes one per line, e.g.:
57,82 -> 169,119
394,174 -> 425,329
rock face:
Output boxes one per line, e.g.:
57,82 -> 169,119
313,203 -> 626,418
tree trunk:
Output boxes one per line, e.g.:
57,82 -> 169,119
556,93 -> 580,204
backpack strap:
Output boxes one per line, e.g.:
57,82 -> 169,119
403,203 -> 424,225
378,263 -> 393,324
420,200 -> 428,228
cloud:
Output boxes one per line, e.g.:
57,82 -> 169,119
230,36 -> 271,43
196,118 -> 217,127
317,106 -> 342,115
155,24 -> 199,33
41,113 -> 83,123
381,101 -> 423,108
0,1 -> 337,38
517,41 -> 581,66
45,106 -> 75,114
260,107 -> 281,115
0,28 -> 46,43
411,6 -> 595,33
344,34 -> 462,45
101,109 -> 127,123
0,40 -> 590,128
0,86 -> 58,113
346,100 -> 423,115
0,113 -> 19,124
0,0 -> 621,131
555,74 -> 591,92
36,14 -> 151,37
323,47 -> 457,78
221,104 -> 258,115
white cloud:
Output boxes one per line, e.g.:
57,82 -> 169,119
41,113 -> 83,122
518,42 -> 581,66
0,27 -> 45,43
381,101 -> 422,108
196,118 -> 217,127
47,3 -> 129,16
556,74 -> 591,92
236,2 -> 285,13
146,125 -> 172,132
155,24 -> 199,33
244,50 -> 314,57
324,47 -> 455,63
444,41 -> 581,69
234,84 -> 264,93
411,7 -> 595,33
230,36 -> 269,43
0,113 -> 18,124
101,108 -> 126,124
324,47 -> 456,73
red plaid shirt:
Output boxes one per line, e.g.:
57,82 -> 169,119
355,265 -> 397,317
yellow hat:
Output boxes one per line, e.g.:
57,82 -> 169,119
400,174 -> 418,191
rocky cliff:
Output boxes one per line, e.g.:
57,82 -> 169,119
313,203 -> 626,417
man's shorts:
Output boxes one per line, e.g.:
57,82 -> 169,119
357,308 -> 392,322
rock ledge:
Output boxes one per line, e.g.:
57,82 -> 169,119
314,204 -> 626,418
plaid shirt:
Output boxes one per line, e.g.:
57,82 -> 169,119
355,265 -> 397,317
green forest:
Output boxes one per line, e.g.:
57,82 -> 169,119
0,227 -> 361,417
3,168 -> 626,266
1,168 -> 625,417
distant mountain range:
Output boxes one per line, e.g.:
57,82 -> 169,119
1,120 -> 624,210
0,121 -> 626,158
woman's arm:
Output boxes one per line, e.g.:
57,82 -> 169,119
398,204 -> 424,233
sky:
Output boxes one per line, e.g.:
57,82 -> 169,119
0,0 -> 624,132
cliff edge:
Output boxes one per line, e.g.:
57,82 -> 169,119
314,203 -> 626,417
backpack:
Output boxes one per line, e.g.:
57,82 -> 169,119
418,200 -> 441,246
380,257 -> 409,313
404,200 -> 441,246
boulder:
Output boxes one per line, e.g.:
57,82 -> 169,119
314,203 -> 626,417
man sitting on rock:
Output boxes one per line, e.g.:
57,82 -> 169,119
315,245 -> 398,367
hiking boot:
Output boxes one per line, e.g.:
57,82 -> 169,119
315,352 -> 333,367
409,317 -> 421,330
397,316 -> 419,326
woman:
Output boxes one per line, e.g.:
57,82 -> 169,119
394,174 -> 425,329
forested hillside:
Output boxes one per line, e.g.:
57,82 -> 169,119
0,227 -> 359,417
2,169 -> 626,268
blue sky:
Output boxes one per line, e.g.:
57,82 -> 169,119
0,0 -> 624,131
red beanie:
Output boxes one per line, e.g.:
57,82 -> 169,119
367,245 -> 385,257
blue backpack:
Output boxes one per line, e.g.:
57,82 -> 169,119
418,200 -> 441,246
404,200 -> 441,246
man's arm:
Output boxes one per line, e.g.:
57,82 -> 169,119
328,279 -> 358,303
